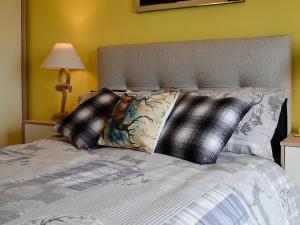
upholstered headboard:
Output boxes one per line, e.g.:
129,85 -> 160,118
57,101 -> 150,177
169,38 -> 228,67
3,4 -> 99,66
97,35 -> 291,131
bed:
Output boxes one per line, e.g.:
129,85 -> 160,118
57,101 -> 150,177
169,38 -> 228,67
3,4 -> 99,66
1,35 -> 300,225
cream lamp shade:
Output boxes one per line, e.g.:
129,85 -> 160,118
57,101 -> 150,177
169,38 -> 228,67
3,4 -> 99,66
41,43 -> 85,121
42,43 -> 85,69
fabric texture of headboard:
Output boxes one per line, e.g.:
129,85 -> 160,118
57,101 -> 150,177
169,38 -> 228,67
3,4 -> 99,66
97,35 -> 291,132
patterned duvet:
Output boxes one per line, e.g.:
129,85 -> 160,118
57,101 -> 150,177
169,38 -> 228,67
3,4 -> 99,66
0,139 -> 299,225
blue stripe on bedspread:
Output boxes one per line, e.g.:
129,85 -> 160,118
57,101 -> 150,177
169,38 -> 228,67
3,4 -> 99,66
164,184 -> 249,225
29,162 -> 109,184
66,167 -> 140,191
28,161 -> 142,191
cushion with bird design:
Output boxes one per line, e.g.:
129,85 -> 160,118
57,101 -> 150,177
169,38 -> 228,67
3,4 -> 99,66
98,91 -> 180,153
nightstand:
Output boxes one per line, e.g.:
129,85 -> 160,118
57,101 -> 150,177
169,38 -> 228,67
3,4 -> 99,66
23,120 -> 56,143
281,134 -> 300,187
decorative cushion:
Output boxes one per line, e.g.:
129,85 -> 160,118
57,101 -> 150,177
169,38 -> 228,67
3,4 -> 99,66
194,88 -> 288,160
223,88 -> 288,160
54,88 -> 119,149
155,93 -> 252,165
98,91 -> 180,153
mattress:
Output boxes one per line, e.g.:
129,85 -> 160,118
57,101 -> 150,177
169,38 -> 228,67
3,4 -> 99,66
0,139 -> 299,225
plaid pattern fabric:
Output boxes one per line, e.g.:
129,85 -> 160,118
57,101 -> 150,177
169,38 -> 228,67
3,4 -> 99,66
54,88 -> 119,149
155,93 -> 252,164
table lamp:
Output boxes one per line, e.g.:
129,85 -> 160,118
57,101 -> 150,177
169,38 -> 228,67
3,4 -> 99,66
42,43 -> 85,121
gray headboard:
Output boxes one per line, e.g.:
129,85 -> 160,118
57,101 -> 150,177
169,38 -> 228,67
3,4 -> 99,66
97,35 -> 291,131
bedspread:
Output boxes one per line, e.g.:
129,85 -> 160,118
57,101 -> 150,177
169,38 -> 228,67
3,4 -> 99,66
0,139 -> 299,225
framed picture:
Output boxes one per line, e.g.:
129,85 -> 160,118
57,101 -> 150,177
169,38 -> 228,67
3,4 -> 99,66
136,0 -> 245,12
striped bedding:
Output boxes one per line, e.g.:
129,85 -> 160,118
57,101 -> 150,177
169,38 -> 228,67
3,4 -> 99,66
0,139 -> 299,225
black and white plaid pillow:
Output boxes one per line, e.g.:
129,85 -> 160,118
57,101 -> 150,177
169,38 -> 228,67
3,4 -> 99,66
155,93 -> 252,164
54,88 -> 119,149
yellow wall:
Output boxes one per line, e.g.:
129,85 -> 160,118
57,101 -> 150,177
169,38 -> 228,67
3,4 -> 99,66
0,0 -> 22,147
28,0 -> 300,131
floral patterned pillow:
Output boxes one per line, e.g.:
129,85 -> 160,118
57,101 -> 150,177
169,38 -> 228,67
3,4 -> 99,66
196,88 -> 288,160
98,91 -> 180,153
223,88 -> 288,160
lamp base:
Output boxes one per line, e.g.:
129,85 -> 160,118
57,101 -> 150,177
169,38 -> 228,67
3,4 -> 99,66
51,112 -> 68,122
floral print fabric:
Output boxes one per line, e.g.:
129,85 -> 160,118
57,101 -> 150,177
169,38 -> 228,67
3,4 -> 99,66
197,88 -> 288,160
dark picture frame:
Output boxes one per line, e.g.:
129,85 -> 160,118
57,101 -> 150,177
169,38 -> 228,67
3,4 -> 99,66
136,0 -> 245,12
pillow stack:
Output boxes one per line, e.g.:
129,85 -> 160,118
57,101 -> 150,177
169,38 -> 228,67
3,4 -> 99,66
56,87 -> 286,166
55,89 -> 179,154
195,88 -> 288,160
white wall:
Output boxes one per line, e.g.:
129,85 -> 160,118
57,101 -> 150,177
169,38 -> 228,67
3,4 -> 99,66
0,0 -> 22,147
